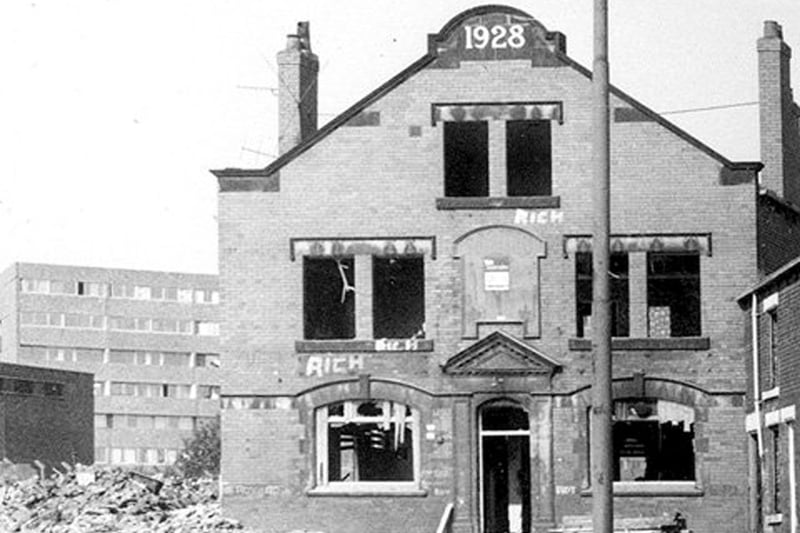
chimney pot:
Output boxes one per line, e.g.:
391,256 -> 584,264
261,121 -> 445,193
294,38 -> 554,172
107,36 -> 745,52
764,20 -> 783,39
285,34 -> 302,51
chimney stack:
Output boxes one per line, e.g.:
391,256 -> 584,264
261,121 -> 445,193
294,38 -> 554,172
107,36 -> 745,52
758,21 -> 800,205
277,21 -> 319,155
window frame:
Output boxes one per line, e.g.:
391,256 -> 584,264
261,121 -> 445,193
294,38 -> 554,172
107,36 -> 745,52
585,397 -> 701,496
314,400 -> 421,494
646,252 -> 701,338
303,256 -> 356,341
372,255 -> 425,340
767,310 -> 778,390
506,118 -> 552,197
575,251 -> 630,338
443,120 -> 490,198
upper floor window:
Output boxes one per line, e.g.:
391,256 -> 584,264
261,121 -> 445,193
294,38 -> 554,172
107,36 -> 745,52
316,400 -> 418,488
21,279 -> 48,293
506,119 -> 551,196
194,321 -> 219,336
77,281 -> 108,297
304,257 -> 355,340
194,289 -> 220,304
575,252 -> 629,338
49,280 -> 77,295
444,121 -> 489,197
647,253 -> 700,337
373,257 -> 425,339
294,238 -> 434,344
766,309 -> 778,389
437,102 -> 560,199
195,353 -> 221,368
612,398 -> 695,482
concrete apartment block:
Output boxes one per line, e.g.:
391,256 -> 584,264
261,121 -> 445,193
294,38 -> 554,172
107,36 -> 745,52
213,7 -> 800,533
0,262 -> 220,469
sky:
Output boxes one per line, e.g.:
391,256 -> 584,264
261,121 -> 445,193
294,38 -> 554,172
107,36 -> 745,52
0,0 -> 798,275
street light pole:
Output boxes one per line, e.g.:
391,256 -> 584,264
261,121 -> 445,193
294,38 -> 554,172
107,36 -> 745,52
591,1 -> 613,533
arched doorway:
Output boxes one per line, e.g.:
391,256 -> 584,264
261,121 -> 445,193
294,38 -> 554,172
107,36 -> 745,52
479,403 -> 531,533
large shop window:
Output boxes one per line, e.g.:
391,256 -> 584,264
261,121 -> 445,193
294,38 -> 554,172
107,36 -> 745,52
575,252 -> 629,338
506,119 -> 552,196
444,121 -> 489,197
647,253 -> 700,337
316,400 -> 418,489
303,257 -> 355,340
613,399 -> 695,482
373,257 -> 425,339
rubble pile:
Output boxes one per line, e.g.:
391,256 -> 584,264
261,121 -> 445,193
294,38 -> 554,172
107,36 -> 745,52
0,466 -> 254,532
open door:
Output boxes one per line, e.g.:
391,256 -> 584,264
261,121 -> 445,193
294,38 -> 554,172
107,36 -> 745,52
480,404 -> 531,533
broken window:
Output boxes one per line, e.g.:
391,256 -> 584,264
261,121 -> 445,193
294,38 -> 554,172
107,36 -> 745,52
612,398 -> 695,481
506,119 -> 552,196
317,400 -> 417,486
303,257 -> 355,340
575,252 -> 629,338
444,121 -> 489,197
647,253 -> 700,337
373,256 -> 425,339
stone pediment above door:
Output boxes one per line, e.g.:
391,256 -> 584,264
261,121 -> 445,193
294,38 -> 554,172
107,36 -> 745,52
442,331 -> 561,376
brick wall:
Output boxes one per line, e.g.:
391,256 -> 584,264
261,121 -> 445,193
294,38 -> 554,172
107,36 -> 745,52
0,362 -> 93,470
218,7 -> 763,533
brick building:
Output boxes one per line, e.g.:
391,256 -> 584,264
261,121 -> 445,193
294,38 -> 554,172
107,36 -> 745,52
740,253 -> 800,533
0,262 -> 220,468
213,7 -> 800,533
0,361 -> 93,471
738,20 -> 800,533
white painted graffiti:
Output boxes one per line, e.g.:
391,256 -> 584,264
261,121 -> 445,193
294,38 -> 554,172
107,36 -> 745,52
514,209 -> 564,225
374,338 -> 419,351
305,354 -> 364,377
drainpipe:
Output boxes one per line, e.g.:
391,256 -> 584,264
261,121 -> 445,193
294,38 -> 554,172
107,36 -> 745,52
752,293 -> 763,458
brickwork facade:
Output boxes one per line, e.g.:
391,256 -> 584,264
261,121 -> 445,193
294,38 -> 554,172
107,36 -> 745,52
740,257 -> 800,533
214,7 -> 799,533
0,262 -> 220,469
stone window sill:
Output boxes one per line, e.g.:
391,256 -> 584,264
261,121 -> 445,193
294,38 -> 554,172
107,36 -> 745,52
296,339 -> 433,353
761,387 -> 780,401
307,484 -> 427,497
435,196 -> 560,210
766,513 -> 783,525
568,337 -> 710,351
581,481 -> 703,497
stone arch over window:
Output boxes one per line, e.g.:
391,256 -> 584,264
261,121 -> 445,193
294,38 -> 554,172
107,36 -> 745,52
297,378 -> 432,494
453,225 -> 547,339
572,377 -> 716,489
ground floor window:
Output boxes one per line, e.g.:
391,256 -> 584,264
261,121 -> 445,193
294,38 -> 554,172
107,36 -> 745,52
316,400 -> 418,488
612,398 -> 695,481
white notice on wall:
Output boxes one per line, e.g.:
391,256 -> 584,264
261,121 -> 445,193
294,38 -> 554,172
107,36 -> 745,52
484,258 -> 510,291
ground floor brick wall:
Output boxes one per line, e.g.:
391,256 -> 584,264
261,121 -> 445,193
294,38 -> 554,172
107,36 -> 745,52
223,494 -> 452,533
222,375 -> 748,533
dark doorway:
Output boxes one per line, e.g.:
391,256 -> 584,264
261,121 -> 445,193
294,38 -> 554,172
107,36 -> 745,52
480,405 -> 531,533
